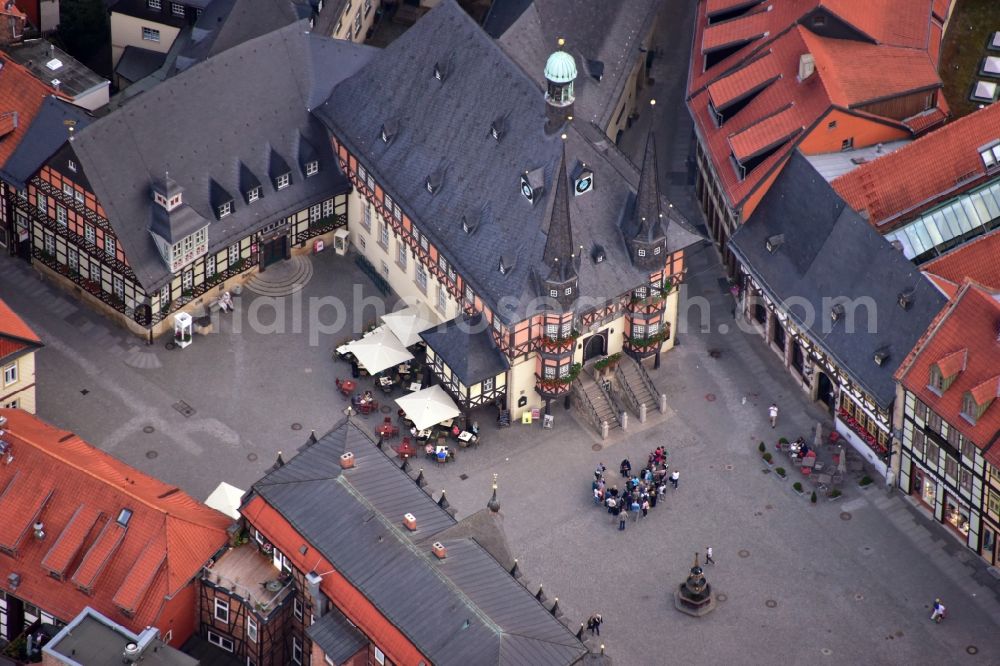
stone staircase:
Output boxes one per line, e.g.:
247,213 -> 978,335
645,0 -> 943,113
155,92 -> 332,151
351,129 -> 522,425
616,355 -> 659,415
572,374 -> 622,436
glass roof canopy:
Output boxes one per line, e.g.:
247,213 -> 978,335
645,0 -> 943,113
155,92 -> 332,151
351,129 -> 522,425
884,179 -> 1000,262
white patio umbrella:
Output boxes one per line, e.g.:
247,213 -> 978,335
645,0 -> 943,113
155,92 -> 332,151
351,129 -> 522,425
381,303 -> 440,347
204,481 -> 245,520
395,385 -> 460,430
345,326 -> 413,374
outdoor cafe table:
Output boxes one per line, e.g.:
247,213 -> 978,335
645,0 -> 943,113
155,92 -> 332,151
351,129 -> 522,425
416,428 -> 433,441
458,431 -> 477,443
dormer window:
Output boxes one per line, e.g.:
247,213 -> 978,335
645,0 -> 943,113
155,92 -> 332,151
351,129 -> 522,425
305,161 -> 319,177
979,141 -> 1000,170
248,187 -> 261,203
653,246 -> 662,255
276,173 -> 290,190
637,248 -> 646,257
962,392 -> 978,423
218,201 -> 232,218
929,365 -> 943,392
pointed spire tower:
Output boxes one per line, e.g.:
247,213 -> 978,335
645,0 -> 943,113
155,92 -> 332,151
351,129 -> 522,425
540,149 -> 579,309
628,133 -> 668,269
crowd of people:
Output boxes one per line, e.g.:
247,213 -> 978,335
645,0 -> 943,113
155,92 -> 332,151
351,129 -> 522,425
590,447 -> 678,531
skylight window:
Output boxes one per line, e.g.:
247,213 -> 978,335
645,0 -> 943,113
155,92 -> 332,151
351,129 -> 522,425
979,142 -> 1000,170
117,508 -> 133,527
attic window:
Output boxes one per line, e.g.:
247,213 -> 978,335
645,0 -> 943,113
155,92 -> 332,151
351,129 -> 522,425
116,509 -> 133,527
218,201 -> 232,218
381,119 -> 399,144
276,173 -> 290,190
592,244 -> 606,263
248,187 -> 261,203
962,392 -> 979,423
979,142 -> 1000,170
873,348 -> 889,366
928,365 -> 945,393
305,161 -> 319,177
765,234 -> 784,253
830,303 -> 845,322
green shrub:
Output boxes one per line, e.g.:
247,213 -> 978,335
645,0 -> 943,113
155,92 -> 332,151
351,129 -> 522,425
775,467 -> 786,477
793,481 -> 803,492
810,491 -> 817,503
859,475 -> 873,486
762,452 -> 773,463
829,488 -> 842,498
778,437 -> 789,444
758,441 -> 766,453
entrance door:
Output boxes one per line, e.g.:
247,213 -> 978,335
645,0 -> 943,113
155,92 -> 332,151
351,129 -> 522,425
583,332 -> 607,362
260,236 -> 288,270
816,372 -> 835,414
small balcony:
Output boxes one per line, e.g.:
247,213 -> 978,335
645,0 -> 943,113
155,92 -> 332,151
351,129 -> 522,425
204,544 -> 293,619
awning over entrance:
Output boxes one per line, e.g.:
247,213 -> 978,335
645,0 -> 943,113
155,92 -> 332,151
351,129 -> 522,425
344,326 -> 414,374
395,385 -> 461,430
381,303 -> 440,347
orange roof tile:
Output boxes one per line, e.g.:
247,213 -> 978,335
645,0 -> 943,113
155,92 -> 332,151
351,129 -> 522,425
707,50 -> 778,110
0,475 -> 53,551
706,0 -> 763,15
931,0 -> 953,23
800,30 -> 941,107
0,297 -> 41,344
935,348 -> 967,377
833,104 -> 1000,227
897,284 -> 1000,449
728,105 -> 803,160
925,273 -> 959,299
0,53 -> 58,167
970,375 -> 1000,406
689,0 -> 945,216
923,228 -> 1000,292
0,410 -> 230,633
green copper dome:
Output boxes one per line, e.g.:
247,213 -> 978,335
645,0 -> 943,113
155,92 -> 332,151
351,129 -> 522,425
544,50 -> 577,83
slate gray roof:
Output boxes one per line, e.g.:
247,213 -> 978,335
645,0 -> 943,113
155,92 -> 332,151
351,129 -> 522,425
1,97 -> 94,190
729,151 -> 948,409
316,0 -> 691,324
114,46 -> 168,84
68,21 -> 374,292
489,0 -> 659,130
247,418 -> 587,666
306,606 -> 369,664
420,313 -> 510,386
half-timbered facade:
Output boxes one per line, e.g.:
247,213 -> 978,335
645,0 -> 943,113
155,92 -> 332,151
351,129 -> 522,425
730,152 -> 947,476
26,23 -> 358,339
317,0 -> 699,419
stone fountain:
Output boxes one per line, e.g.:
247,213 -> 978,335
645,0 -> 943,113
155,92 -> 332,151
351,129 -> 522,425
674,552 -> 717,617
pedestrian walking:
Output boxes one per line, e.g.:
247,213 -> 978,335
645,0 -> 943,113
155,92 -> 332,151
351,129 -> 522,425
595,462 -> 606,480
618,507 -> 627,531
768,403 -> 779,428
593,614 -> 603,635
641,498 -> 649,518
620,458 -> 632,478
631,498 -> 640,521
705,546 -> 715,564
587,613 -> 598,635
670,469 -> 679,489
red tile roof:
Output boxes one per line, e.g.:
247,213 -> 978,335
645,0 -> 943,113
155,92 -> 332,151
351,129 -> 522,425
897,284 -> 1000,450
923,228 -> 1000,292
970,375 -> 1000,406
0,410 -> 230,632
0,297 -> 41,344
0,53 -> 58,168
728,104 -> 803,161
689,0 -> 945,216
800,30 -> 941,107
935,348 -> 967,377
833,104 -> 1000,227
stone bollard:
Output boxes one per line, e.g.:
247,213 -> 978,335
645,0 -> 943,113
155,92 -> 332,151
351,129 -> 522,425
659,394 -> 667,413
620,411 -> 628,431
601,420 -> 609,440
639,402 -> 647,423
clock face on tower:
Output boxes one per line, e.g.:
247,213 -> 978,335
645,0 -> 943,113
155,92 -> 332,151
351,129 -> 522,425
575,175 -> 593,194
521,178 -> 534,201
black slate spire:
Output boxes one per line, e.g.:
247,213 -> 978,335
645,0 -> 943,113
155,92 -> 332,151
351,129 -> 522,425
539,149 -> 579,308
629,133 -> 667,268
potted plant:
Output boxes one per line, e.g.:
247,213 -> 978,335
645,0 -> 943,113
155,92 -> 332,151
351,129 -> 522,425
859,475 -> 873,488
778,436 -> 789,451
775,466 -> 787,479
762,452 -> 773,466
810,490 -> 817,504
828,488 -> 843,501
792,481 -> 803,494
758,441 -> 766,453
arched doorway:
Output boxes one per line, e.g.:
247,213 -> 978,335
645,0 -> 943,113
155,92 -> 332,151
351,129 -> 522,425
583,332 -> 607,362
816,372 -> 835,414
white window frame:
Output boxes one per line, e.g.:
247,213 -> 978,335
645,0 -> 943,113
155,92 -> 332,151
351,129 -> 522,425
3,363 -> 17,386
543,366 -> 556,379
292,637 -> 303,665
276,173 -> 290,190
246,616 -> 258,642
323,198 -> 335,217
248,187 -> 260,203
214,598 -> 229,623
205,254 -> 216,277
482,377 -> 494,392
363,204 -> 372,230
437,285 -> 447,312
67,160 -> 77,173
228,244 -> 240,265
142,27 -> 161,42
74,189 -> 84,204
218,201 -> 232,218
84,224 -> 95,245
415,263 -> 427,291
397,241 -> 407,269
148,0 -> 161,8
206,631 -> 234,653
374,647 -> 385,665
305,160 -> 319,177
106,236 -> 116,259
353,8 -> 362,34
379,221 -> 389,247
56,205 -> 67,226
62,183 -> 73,197
36,192 -> 46,214
293,597 -> 303,621
171,2 -> 184,17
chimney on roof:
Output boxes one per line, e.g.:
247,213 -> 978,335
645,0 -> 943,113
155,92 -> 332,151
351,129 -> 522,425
339,451 -> 355,469
798,53 -> 815,81
403,513 -> 417,531
305,571 -> 326,619
432,542 -> 447,559
7,572 -> 20,590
